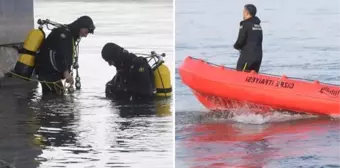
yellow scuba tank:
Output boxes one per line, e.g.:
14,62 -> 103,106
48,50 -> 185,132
14,28 -> 45,80
153,64 -> 172,97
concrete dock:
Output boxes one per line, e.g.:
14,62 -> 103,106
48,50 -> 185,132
0,0 -> 37,88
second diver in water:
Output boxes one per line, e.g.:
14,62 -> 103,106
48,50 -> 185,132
101,42 -> 156,101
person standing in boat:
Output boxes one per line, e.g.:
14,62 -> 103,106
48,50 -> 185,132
233,4 -> 263,73
101,42 -> 156,101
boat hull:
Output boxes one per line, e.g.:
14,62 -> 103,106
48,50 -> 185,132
178,56 -> 340,116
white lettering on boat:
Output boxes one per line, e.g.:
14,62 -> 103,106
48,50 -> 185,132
245,76 -> 295,89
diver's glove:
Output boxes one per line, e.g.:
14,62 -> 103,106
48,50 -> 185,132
105,81 -> 114,98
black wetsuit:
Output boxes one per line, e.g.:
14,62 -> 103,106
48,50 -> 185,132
35,27 -> 74,95
105,54 -> 155,101
234,16 -> 263,72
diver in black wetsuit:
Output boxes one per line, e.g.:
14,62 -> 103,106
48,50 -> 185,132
101,42 -> 155,101
234,4 -> 263,73
35,16 -> 95,95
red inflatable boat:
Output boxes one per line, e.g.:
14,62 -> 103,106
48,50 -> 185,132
178,56 -> 340,117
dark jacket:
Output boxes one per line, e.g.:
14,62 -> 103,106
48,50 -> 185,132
105,54 -> 155,101
35,27 -> 74,79
233,16 -> 263,62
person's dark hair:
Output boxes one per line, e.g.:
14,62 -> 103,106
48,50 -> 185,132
244,4 -> 257,16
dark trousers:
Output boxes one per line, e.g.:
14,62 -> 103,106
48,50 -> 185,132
40,81 -> 64,95
38,73 -> 64,96
236,59 -> 262,73
106,87 -> 154,101
105,83 -> 154,102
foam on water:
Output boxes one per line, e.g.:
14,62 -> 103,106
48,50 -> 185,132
191,109 -> 318,125
229,111 -> 318,124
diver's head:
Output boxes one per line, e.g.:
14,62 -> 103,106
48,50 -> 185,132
68,15 -> 95,38
101,42 -> 130,67
243,4 -> 257,20
77,15 -> 95,37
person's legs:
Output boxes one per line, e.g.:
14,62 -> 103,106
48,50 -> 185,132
246,61 -> 262,73
131,94 -> 155,103
40,81 -> 64,95
236,57 -> 246,71
40,82 -> 52,95
38,73 -> 64,96
236,58 -> 262,73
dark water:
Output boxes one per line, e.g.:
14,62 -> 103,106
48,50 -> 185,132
0,0 -> 173,167
175,0 -> 340,167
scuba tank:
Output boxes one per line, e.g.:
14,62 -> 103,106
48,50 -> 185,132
14,26 -> 45,79
150,51 -> 172,97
